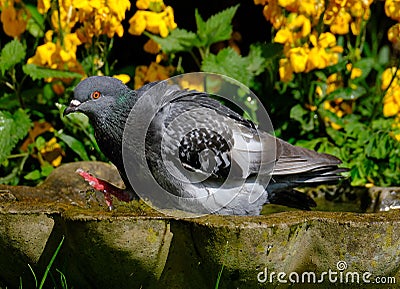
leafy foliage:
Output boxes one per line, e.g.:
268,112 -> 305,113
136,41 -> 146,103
194,5 -> 239,47
0,109 -> 31,163
147,29 -> 197,54
149,5 -> 239,54
0,40 -> 26,75
201,45 -> 265,86
23,64 -> 83,80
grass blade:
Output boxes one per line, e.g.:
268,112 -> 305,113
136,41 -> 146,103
38,236 -> 65,289
27,264 -> 38,288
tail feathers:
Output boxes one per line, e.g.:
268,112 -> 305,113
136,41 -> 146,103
272,166 -> 347,187
273,138 -> 343,176
268,189 -> 317,210
294,167 -> 348,184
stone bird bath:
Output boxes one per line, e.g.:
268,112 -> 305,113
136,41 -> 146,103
1,162 -> 399,288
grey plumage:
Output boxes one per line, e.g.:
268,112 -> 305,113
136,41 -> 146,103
64,76 -> 346,215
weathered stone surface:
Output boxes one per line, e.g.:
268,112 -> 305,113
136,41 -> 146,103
0,212 -> 54,286
0,162 -> 399,288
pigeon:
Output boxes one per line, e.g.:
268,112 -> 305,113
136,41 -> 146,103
64,76 -> 346,215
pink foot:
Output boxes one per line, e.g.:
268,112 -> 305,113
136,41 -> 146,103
76,168 -> 133,210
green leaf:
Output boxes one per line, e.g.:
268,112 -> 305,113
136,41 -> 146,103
0,93 -> 20,110
196,5 -> 239,47
290,104 -> 307,122
378,45 -> 390,66
325,86 -> 366,101
326,127 -> 345,146
289,104 -> 314,131
25,4 -> 45,38
146,29 -> 198,54
201,47 -> 252,86
22,64 -> 83,80
246,44 -> 266,76
365,133 -> 391,159
35,136 -> 46,151
57,132 -> 90,161
24,170 -> 42,180
194,9 -> 207,46
41,164 -> 54,177
314,71 -> 328,82
0,109 -> 32,163
0,40 -> 26,74
352,58 -> 375,80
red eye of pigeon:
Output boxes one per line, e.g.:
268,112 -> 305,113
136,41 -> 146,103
91,91 -> 101,99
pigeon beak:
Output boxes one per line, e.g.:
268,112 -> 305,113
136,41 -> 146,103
63,99 -> 82,116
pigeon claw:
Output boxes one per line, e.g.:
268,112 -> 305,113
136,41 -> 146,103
76,168 -> 131,210
76,168 -> 105,191
104,192 -> 114,211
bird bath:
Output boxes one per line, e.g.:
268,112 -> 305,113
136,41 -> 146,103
1,161 -> 399,288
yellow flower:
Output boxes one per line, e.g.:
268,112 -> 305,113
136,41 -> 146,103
329,8 -> 352,35
278,0 -> 296,9
388,23 -> 400,50
113,74 -> 131,84
385,0 -> 400,21
324,0 -> 373,36
137,0 -> 164,12
51,81 -> 65,95
323,97 -> 353,130
128,10 -> 147,35
144,39 -> 161,54
75,0 -> 130,41
134,62 -> 175,89
381,67 -> 400,117
346,63 -> 362,79
288,46 -> 309,73
306,33 -> 342,72
298,0 -> 325,18
278,0 -> 324,19
128,6 -> 177,38
137,0 -> 151,9
261,0 -> 285,29
0,2 -> 30,38
279,58 -> 294,82
315,32 -> 336,48
383,89 -> 400,117
40,137 -> 64,167
316,73 -> 343,98
351,68 -> 362,79
179,78 -> 205,92
44,0 -> 130,43
381,67 -> 400,90
27,31 -> 84,82
292,14 -> 311,38
307,47 -> 329,70
27,42 -> 56,67
274,13 -> 311,45
108,0 -> 131,20
274,28 -> 293,44
37,0 -> 51,14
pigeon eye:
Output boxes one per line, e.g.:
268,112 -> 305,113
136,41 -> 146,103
91,91 -> 102,99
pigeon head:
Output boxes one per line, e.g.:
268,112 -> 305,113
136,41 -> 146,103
64,76 -> 133,119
